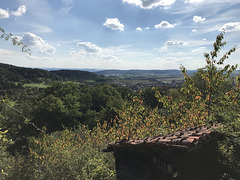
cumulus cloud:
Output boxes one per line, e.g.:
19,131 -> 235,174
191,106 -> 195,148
155,21 -> 175,29
0,5 -> 27,18
103,18 -> 124,31
161,40 -> 185,50
20,32 -> 56,54
193,16 -> 206,23
71,42 -> 121,66
136,27 -> 150,31
220,22 -> 240,32
192,29 -> 197,32
0,8 -> 9,18
77,42 -> 103,53
122,0 -> 176,9
11,5 -> 27,16
185,0 -> 203,3
136,27 -> 143,31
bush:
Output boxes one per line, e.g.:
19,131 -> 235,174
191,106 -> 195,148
8,127 -> 116,180
0,129 -> 13,179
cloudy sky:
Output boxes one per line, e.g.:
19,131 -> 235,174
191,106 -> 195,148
0,0 -> 240,70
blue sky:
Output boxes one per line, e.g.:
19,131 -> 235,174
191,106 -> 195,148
0,0 -> 240,70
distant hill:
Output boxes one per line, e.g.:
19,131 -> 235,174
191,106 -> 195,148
0,63 -> 103,86
43,68 -> 104,72
0,63 -> 63,83
51,70 -> 99,81
95,69 -> 196,76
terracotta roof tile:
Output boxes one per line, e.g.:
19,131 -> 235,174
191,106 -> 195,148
105,124 -> 219,151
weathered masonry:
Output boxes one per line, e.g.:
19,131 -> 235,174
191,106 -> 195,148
104,124 -> 221,180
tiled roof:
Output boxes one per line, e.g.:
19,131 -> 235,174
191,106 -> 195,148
106,124 -> 219,152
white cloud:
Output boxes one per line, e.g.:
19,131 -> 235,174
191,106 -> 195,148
183,39 -> 212,48
136,27 -> 150,30
185,0 -> 203,4
0,8 -> 9,18
185,0 -> 240,4
70,43 -> 123,68
155,21 -> 175,29
122,0 -> 176,9
103,18 -> 124,31
192,29 -> 197,32
20,32 -> 56,54
136,27 -> 143,31
0,5 -> 27,19
220,22 -> 240,32
193,16 -> 206,23
77,42 -> 103,53
165,41 -> 185,46
69,50 -> 87,57
122,0 -> 141,6
161,40 -> 185,50
11,5 -> 27,17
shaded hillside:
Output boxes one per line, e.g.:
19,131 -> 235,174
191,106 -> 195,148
43,68 -> 103,72
0,63 -> 63,83
51,70 -> 100,82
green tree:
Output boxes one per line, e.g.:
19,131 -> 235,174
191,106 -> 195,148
180,30 -> 238,122
32,83 -> 123,131
90,85 -> 123,125
180,31 -> 240,178
32,82 -> 83,132
116,86 -> 134,101
91,85 -> 122,112
140,87 -> 163,109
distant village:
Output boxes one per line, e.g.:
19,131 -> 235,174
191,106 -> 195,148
114,79 -> 184,91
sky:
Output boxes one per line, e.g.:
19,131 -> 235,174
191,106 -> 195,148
0,0 -> 240,70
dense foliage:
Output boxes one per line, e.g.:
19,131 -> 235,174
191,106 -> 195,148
0,29 -> 240,179
51,70 -> 101,82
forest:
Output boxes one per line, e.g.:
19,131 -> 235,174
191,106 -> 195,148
1,29 -> 240,179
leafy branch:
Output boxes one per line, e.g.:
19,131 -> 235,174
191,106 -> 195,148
1,99 -> 42,132
0,27 -> 31,55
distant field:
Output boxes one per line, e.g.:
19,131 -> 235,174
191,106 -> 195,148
23,83 -> 48,88
158,76 -> 184,83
